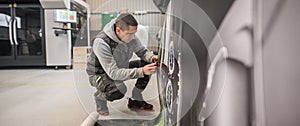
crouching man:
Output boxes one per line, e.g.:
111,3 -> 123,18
86,13 -> 158,116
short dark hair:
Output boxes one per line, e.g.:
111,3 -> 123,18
115,13 -> 138,30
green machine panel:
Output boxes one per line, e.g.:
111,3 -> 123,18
102,13 -> 119,29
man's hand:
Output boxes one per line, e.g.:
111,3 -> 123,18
142,63 -> 157,75
152,55 -> 158,63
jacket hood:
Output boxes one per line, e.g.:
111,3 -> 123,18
103,19 -> 123,44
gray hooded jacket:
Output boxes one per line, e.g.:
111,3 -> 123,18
86,19 -> 154,81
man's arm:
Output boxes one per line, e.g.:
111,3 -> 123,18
93,38 -> 144,81
134,39 -> 156,63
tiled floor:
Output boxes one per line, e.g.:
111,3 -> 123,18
0,69 -> 160,126
73,70 -> 161,121
0,69 -> 87,126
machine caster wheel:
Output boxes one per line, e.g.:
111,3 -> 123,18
54,66 -> 59,70
65,65 -> 71,69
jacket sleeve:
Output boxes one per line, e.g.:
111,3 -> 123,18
93,38 -> 144,81
133,39 -> 155,63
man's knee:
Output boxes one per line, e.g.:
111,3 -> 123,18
135,83 -> 148,90
104,83 -> 127,101
92,74 -> 127,102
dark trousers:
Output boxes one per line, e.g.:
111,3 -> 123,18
90,60 -> 150,104
129,60 -> 151,101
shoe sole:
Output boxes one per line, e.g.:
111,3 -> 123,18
128,106 -> 153,111
99,112 -> 109,116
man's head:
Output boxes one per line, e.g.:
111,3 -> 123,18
115,13 -> 138,43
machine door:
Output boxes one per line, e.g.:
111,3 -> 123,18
0,5 -> 14,60
0,3 -> 45,66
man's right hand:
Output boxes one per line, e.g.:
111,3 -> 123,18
142,63 -> 157,75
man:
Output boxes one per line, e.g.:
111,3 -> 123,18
86,13 -> 158,116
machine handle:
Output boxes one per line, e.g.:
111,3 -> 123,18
207,47 -> 228,90
8,19 -> 14,46
199,47 -> 228,122
13,19 -> 18,45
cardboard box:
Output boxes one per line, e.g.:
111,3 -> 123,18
73,46 -> 90,70
73,62 -> 87,70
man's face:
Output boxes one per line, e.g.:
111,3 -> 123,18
116,25 -> 137,43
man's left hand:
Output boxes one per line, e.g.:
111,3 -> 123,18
152,55 -> 158,63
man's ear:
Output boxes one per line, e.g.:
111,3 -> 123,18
116,27 -> 121,34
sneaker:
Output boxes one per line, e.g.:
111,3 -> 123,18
128,98 -> 153,110
96,100 -> 109,116
99,112 -> 109,116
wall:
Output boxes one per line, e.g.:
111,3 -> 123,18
262,0 -> 300,126
85,0 -> 164,49
86,0 -> 163,30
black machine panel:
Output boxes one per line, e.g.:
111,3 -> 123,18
0,3 -> 46,67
